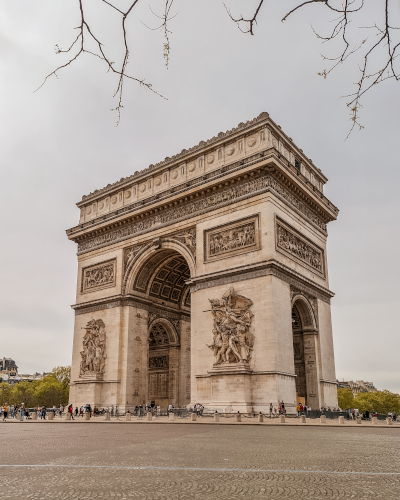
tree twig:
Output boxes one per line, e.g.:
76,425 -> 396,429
36,0 -> 167,126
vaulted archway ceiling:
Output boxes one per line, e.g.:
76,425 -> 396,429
132,250 -> 190,307
149,255 -> 190,305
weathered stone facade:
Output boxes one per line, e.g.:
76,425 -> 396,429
67,112 -> 339,413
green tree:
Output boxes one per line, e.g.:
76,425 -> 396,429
0,382 -> 11,406
355,390 -> 400,414
46,366 -> 70,404
10,381 -> 37,407
34,378 -> 67,408
337,388 -> 354,410
48,366 -> 71,388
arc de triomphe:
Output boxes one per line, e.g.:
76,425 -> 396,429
67,112 -> 339,413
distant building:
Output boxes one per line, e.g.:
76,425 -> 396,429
0,357 -> 18,376
0,358 -> 48,385
337,379 -> 377,397
1,372 -> 46,386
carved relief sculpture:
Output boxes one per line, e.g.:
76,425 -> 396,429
79,319 -> 107,377
204,215 -> 260,262
149,356 -> 169,369
123,245 -> 145,274
173,228 -> 196,259
276,219 -> 324,276
82,260 -> 116,292
207,287 -> 255,365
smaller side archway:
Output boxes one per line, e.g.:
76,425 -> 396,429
291,293 -> 318,407
291,294 -> 317,331
147,319 -> 180,406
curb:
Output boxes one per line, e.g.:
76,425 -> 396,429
1,420 -> 399,428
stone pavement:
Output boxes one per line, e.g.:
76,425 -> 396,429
0,422 -> 399,499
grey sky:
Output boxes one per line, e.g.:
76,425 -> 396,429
1,1 -> 399,392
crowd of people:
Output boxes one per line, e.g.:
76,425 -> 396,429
0,403 -> 64,420
342,408 -> 397,421
1,402 -> 398,421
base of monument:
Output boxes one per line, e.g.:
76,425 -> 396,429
192,361 -> 253,412
194,365 -> 298,414
76,372 -> 104,382
209,361 -> 252,375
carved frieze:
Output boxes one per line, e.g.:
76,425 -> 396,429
81,259 -> 116,293
207,287 -> 255,365
276,218 -> 325,277
79,319 -> 107,377
204,215 -> 260,262
77,173 -> 327,254
149,356 -> 169,369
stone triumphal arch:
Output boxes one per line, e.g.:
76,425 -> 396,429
67,112 -> 339,413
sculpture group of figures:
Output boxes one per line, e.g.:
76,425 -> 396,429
277,225 -> 323,273
79,319 -> 107,376
207,287 -> 255,364
84,263 -> 115,290
209,223 -> 255,256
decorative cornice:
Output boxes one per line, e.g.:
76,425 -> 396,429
77,112 -> 330,206
189,259 -> 334,304
75,169 -> 330,255
320,379 -> 338,385
69,147 -> 338,240
71,294 -> 191,318
196,370 -> 297,379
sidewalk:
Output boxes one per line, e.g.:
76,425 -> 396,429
2,416 -> 399,428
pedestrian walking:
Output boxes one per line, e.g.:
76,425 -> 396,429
3,404 -> 8,421
20,403 -> 25,421
68,404 -> 74,420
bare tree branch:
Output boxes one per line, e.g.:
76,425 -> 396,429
224,0 -> 265,35
226,0 -> 399,138
36,0 -> 167,126
36,0 -> 399,134
142,0 -> 177,68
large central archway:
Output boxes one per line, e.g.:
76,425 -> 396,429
124,240 -> 193,408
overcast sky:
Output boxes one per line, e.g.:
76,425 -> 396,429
1,1 -> 399,392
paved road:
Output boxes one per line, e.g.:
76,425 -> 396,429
0,423 -> 398,499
